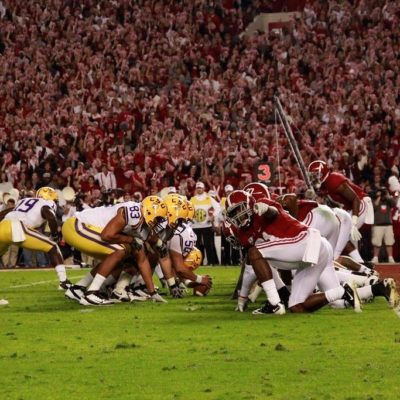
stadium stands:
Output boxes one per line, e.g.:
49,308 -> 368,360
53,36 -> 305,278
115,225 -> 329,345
0,0 -> 399,202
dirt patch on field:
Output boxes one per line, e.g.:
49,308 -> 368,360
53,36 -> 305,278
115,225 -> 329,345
375,264 -> 400,286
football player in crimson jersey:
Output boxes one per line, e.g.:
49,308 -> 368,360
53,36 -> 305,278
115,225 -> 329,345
279,193 -> 376,275
276,193 -> 398,308
223,219 -> 291,309
225,190 -> 361,314
308,160 -> 374,265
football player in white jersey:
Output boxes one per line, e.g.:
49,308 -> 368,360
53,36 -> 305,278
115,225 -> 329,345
114,195 -> 212,300
164,195 -> 212,292
63,196 -> 168,305
0,187 -> 71,291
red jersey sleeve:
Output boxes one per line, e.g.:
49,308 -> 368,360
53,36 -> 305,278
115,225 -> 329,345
297,200 -> 319,222
322,172 -> 366,210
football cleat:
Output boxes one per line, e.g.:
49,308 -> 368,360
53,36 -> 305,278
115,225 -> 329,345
342,283 -> 362,313
366,275 -> 379,286
110,289 -> 130,302
65,285 -> 86,301
252,301 -> 285,315
126,285 -> 150,302
381,278 -> 399,308
81,291 -> 114,306
58,279 -> 73,290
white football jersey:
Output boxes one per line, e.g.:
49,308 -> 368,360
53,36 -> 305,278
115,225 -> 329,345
168,222 -> 197,257
75,201 -> 150,239
5,197 -> 56,229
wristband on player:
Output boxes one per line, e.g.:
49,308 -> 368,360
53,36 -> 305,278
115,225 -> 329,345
351,215 -> 358,225
195,275 -> 203,284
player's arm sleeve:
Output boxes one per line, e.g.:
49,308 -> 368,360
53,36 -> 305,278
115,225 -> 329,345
168,235 -> 183,255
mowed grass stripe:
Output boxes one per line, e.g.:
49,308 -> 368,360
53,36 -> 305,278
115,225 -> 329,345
0,267 -> 399,400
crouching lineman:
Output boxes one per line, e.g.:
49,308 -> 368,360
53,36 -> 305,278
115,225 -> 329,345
115,195 -> 212,300
261,190 -> 398,308
225,190 -> 362,314
0,187 -> 70,292
164,195 -> 212,293
62,196 -> 168,305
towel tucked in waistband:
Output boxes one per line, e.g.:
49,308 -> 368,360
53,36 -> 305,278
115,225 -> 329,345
302,228 -> 321,266
11,220 -> 26,243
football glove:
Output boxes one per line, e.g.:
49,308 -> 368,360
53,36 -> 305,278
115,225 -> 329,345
351,215 -> 362,241
169,283 -> 185,298
235,296 -> 248,312
253,202 -> 269,216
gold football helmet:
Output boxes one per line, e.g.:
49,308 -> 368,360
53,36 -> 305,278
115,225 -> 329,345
36,187 -> 58,201
141,196 -> 167,228
186,200 -> 195,221
164,194 -> 188,227
183,247 -> 203,270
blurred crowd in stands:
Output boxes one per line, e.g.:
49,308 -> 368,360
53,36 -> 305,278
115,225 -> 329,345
1,0 -> 400,264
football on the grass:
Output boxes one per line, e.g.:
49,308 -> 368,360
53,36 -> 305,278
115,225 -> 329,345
193,283 -> 210,297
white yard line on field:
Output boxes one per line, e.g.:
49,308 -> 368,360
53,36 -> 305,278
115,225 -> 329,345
10,279 -> 60,288
3,274 -> 85,289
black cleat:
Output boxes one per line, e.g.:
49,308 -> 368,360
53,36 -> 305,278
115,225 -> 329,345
252,301 -> 285,315
58,279 -> 73,290
342,283 -> 362,312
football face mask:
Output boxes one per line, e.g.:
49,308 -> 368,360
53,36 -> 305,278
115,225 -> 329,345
225,190 -> 255,229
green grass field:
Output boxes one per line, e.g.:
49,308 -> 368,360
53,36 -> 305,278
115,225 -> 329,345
1,267 -> 399,400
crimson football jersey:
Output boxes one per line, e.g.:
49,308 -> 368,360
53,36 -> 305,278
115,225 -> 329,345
297,200 -> 319,222
321,172 -> 366,211
235,198 -> 307,248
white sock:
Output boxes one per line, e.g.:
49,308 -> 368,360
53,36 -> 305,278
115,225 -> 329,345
271,267 -> 286,290
330,299 -> 346,309
103,275 -> 116,288
325,286 -> 345,303
239,264 -> 257,298
155,264 -> 164,279
76,272 -> 95,287
55,265 -> 67,282
248,285 -> 263,302
348,249 -> 364,264
134,275 -> 145,287
87,274 -> 106,292
357,285 -> 373,301
335,270 -> 369,286
261,279 -> 280,305
115,271 -> 132,292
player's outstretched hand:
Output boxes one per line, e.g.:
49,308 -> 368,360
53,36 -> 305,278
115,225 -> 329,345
150,292 -> 168,303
